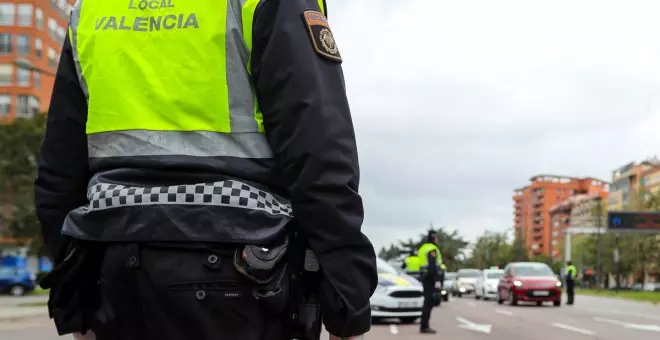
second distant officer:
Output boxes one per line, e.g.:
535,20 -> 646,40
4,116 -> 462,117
565,261 -> 577,305
402,250 -> 421,279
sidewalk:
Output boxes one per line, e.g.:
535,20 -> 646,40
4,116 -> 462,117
0,295 -> 49,321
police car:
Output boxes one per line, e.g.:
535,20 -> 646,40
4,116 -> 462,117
371,258 -> 424,324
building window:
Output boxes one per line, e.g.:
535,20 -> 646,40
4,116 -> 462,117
34,70 -> 40,88
0,94 -> 10,117
48,47 -> 56,67
35,38 -> 42,58
0,3 -> 15,26
57,25 -> 66,44
17,4 -> 32,27
0,33 -> 11,54
48,18 -> 57,40
17,35 -> 30,56
16,66 -> 30,87
36,8 -> 43,30
0,64 -> 12,86
16,95 -> 39,118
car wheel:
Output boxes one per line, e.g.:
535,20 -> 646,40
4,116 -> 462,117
483,290 -> 489,301
497,290 -> 504,304
475,291 -> 480,299
458,292 -> 462,298
372,317 -> 383,324
536,301 -> 543,306
399,317 -> 417,324
10,285 -> 26,297
553,300 -> 561,307
443,295 -> 449,302
509,290 -> 518,306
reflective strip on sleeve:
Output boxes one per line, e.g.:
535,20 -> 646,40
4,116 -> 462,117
87,180 -> 293,217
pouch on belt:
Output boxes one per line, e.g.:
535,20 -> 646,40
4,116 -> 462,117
39,237 -> 105,336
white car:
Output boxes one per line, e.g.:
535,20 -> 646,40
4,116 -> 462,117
475,269 -> 504,300
452,268 -> 480,297
371,258 -> 424,324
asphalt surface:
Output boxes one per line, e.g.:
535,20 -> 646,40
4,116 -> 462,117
1,294 -> 659,340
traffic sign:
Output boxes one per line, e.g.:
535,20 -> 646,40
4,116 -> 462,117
607,211 -> 660,232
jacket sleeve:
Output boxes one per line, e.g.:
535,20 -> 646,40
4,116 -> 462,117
251,0 -> 378,337
34,32 -> 90,260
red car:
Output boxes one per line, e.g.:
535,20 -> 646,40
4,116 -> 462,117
497,262 -> 562,306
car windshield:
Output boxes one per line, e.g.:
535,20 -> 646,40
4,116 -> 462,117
487,271 -> 503,279
445,272 -> 457,279
458,269 -> 480,278
376,258 -> 399,275
512,264 -> 555,276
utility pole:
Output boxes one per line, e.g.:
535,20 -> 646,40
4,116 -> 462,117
485,246 -> 490,269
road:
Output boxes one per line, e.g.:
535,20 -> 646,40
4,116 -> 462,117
1,294 -> 659,340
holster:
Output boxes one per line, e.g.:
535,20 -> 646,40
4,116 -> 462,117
232,229 -> 322,340
233,233 -> 291,315
39,237 -> 105,336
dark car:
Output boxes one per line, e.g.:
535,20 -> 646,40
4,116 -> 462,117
497,262 -> 562,307
0,267 -> 36,296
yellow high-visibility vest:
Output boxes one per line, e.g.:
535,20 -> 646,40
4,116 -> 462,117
404,256 -> 422,272
417,243 -> 443,267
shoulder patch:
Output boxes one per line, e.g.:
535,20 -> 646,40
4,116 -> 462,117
302,10 -> 342,63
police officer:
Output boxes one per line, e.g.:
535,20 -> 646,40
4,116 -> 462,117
34,0 -> 378,339
565,261 -> 577,305
402,250 -> 421,279
417,231 -> 443,334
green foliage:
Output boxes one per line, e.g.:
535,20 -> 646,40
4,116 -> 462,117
0,114 -> 47,255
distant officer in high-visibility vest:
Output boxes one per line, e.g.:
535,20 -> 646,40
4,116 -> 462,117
402,250 -> 422,278
416,230 -> 443,334
34,1 -> 378,339
565,261 -> 578,305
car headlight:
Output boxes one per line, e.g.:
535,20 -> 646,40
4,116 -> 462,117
555,281 -> 562,287
513,280 -> 522,287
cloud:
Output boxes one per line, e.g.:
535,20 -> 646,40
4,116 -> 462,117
326,0 -> 660,250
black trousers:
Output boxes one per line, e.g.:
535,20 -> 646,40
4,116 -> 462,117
91,244 -> 289,340
566,279 -> 575,304
420,288 -> 435,330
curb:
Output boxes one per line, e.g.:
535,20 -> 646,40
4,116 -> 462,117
0,308 -> 49,322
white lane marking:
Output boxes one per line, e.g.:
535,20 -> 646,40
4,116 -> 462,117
467,302 -> 476,307
495,309 -> 513,316
456,317 -> 492,334
594,317 -> 660,332
389,324 -> 399,335
552,323 -> 596,336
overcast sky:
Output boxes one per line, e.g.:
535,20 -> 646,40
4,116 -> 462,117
327,0 -> 660,250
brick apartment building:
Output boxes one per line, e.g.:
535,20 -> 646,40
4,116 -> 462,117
548,193 -> 608,260
513,175 -> 609,257
0,0 -> 74,123
608,159 -> 660,211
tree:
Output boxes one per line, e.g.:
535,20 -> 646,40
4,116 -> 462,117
377,224 -> 469,272
0,114 -> 46,255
